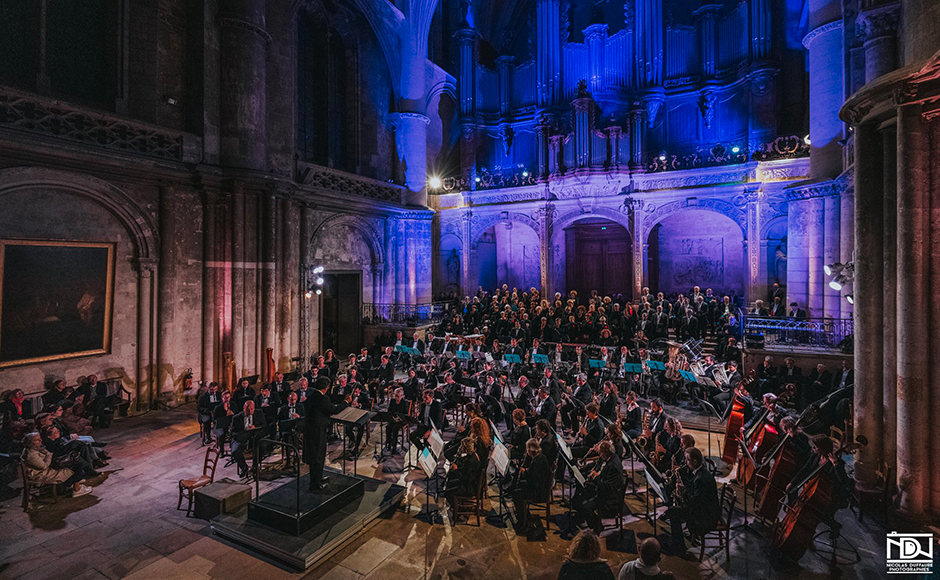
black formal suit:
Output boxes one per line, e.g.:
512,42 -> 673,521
303,389 -> 340,486
539,433 -> 559,466
805,369 -> 834,406
231,410 -> 267,475
386,397 -> 410,449
666,466 -> 719,548
533,396 -> 556,426
233,386 -> 256,410
254,392 -> 281,426
788,308 -> 807,320
376,363 -> 395,385
832,368 -> 854,390
512,452 -> 552,529
598,393 -> 618,421
574,456 -> 625,532
508,423 -> 532,461
410,399 -> 444,449
271,380 -> 291,398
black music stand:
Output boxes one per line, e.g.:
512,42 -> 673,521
415,446 -> 443,524
485,441 -> 513,528
699,400 -> 723,475
732,437 -> 760,534
371,410 -> 393,463
330,407 -> 374,476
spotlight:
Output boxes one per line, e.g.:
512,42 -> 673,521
803,134 -> 811,145
304,291 -> 312,299
475,177 -> 481,183
824,262 -> 844,276
313,266 -> 324,274
316,277 -> 324,285
659,152 -> 667,161
522,171 -> 529,177
829,274 -> 849,290
315,289 -> 322,295
846,294 -> 854,305
165,96 -> 178,106
731,146 -> 740,153
428,176 -> 442,189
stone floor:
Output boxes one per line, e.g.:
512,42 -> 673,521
0,406 -> 892,580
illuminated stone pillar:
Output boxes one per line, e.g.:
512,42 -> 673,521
135,259 -> 157,411
881,127 -> 897,476
537,204 -> 555,296
857,4 -> 899,83
822,192 -> 841,318
852,121 -> 884,492
803,18 -> 843,179
218,0 -> 268,170
745,190 -> 762,303
895,103 -> 930,520
394,112 -> 430,205
785,193 -> 809,314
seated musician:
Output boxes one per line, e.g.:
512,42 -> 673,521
403,368 -> 421,401
526,338 -> 544,367
197,382 -> 221,445
212,390 -> 236,451
385,387 -> 410,453
506,337 -> 525,361
439,372 -> 463,410
254,383 -> 280,428
561,373 -> 593,433
469,417 -> 493,472
444,437 -> 482,521
663,435 -> 697,505
375,354 -> 395,401
507,374 -> 533,431
231,400 -> 267,479
277,391 -> 305,465
480,374 -> 504,423
508,409 -> 531,462
571,403 -> 605,462
233,379 -> 256,411
713,376 -> 753,421
443,403 -> 481,461
646,398 -> 668,439
511,438 -> 552,534
535,419 -> 558,467
664,447 -> 719,554
532,388 -> 557,426
541,367 -> 563,405
344,384 -> 372,455
409,389 -> 443,450
621,391 -> 642,439
598,381 -> 618,421
743,393 -> 784,433
779,416 -> 811,467
785,434 -> 852,532
757,356 -> 779,391
570,440 -> 624,534
656,418 -> 684,471
271,371 -> 291,400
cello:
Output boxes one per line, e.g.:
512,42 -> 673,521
771,440 -> 864,561
756,433 -> 801,522
721,393 -> 746,464
735,410 -> 779,489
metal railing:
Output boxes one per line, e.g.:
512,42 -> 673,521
362,302 -> 451,325
742,316 -> 854,352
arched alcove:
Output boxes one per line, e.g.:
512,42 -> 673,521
474,221 -> 540,292
647,209 -> 745,296
563,218 -> 633,298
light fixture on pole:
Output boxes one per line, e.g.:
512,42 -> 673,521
846,294 -> 854,305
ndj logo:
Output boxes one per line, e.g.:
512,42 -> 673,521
886,532 -> 934,575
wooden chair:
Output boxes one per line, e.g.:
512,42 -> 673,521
178,445 -> 221,516
454,467 -> 488,526
527,467 -> 556,531
20,460 -> 59,512
829,426 -> 845,447
696,483 -> 737,564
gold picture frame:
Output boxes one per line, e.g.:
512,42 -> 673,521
0,239 -> 115,368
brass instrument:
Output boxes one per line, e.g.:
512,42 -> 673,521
663,455 -> 689,506
635,409 -> 651,450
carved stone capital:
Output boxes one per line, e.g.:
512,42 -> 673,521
802,21 -> 842,50
856,3 -> 900,43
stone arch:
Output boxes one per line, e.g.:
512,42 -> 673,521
310,213 -> 385,266
760,214 -> 788,240
549,206 -> 633,250
642,198 -> 746,240
0,167 -> 159,261
470,211 -> 541,248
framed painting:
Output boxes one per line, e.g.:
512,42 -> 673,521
0,239 -> 115,368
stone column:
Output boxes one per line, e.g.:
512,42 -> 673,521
785,197 -> 810,313
202,191 -> 218,383
852,121 -> 884,491
803,20 -> 844,179
745,190 -> 762,304
584,24 -> 608,94
857,4 -> 899,84
881,127 -> 898,475
135,259 -> 158,411
839,185 -> 854,319
823,192 -> 841,318
549,134 -> 565,174
537,204 -> 555,296
461,211 -> 473,293
218,0 -> 269,170
895,104 -> 930,519
230,182 -> 245,377
261,192 -> 276,378
631,206 -> 645,297
394,112 -> 431,206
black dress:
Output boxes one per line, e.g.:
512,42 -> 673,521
557,559 -> 615,580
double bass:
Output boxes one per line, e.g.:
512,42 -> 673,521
735,409 -> 779,489
771,441 -> 864,561
755,433 -> 802,522
721,394 -> 747,464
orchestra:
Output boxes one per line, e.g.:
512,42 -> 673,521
190,285 -> 856,564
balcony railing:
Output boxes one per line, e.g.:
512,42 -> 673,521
743,316 -> 854,353
362,302 -> 451,326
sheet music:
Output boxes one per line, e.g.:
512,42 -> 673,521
556,432 -> 573,461
491,442 -> 510,476
419,448 -> 437,478
645,468 -> 666,502
428,428 -> 445,458
571,464 -> 587,486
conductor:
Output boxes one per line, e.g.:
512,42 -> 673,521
304,375 -> 339,491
